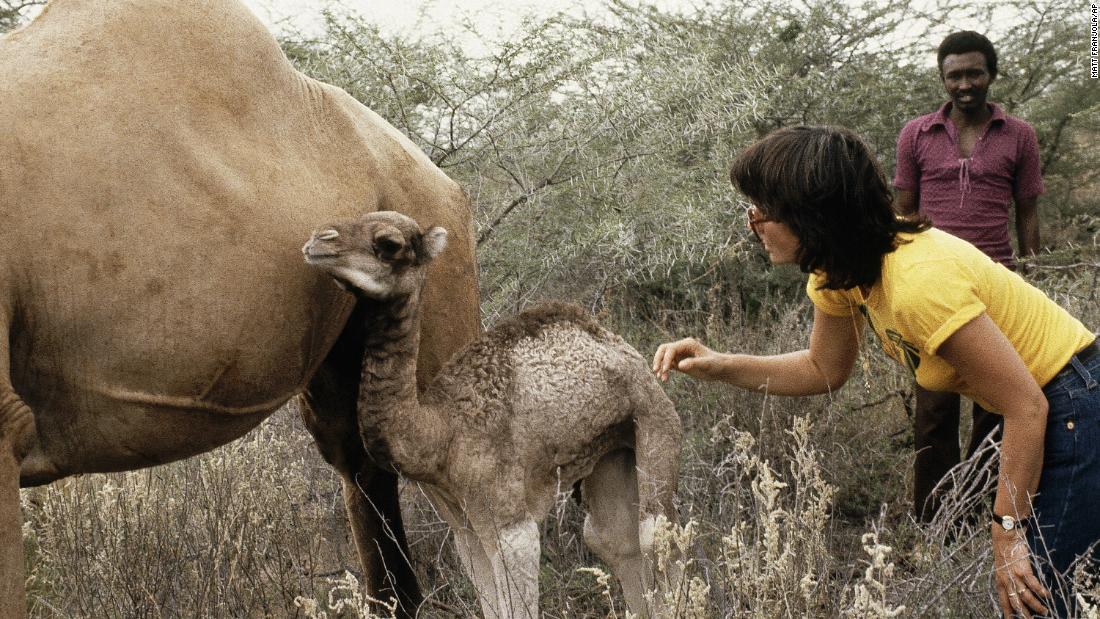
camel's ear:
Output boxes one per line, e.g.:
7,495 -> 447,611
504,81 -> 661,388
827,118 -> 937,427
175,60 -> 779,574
422,226 -> 448,261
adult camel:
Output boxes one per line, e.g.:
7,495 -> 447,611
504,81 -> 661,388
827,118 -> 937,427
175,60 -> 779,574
0,0 -> 480,617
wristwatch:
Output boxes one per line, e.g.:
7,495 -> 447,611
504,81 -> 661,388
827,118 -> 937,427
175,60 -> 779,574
993,513 -> 1030,531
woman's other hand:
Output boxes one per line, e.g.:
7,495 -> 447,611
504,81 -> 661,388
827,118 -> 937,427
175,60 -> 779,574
993,526 -> 1049,618
937,313 -> 1050,618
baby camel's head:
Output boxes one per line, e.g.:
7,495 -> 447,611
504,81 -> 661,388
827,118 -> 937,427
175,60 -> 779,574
302,210 -> 447,299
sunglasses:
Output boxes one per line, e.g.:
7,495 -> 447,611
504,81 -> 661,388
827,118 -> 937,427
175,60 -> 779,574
738,199 -> 773,242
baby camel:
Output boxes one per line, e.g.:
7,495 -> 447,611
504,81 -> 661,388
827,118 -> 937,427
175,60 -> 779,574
302,211 -> 682,618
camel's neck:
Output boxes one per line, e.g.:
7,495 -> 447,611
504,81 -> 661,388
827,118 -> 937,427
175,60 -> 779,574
357,292 -> 449,482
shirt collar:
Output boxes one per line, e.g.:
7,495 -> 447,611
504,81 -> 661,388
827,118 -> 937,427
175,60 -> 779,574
920,101 -> 1006,132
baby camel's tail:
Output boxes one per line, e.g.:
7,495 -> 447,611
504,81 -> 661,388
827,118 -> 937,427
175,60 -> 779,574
628,365 -> 685,617
581,348 -> 684,619
629,370 -> 682,523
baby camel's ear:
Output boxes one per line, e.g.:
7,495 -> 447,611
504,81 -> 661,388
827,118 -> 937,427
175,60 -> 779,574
422,226 -> 448,261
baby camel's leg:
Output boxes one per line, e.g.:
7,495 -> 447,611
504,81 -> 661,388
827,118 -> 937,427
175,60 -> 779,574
582,449 -> 653,618
476,518 -> 540,619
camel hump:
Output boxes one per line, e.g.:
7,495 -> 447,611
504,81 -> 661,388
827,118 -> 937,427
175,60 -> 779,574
1,0 -> 292,97
425,302 -> 621,422
486,302 -> 612,349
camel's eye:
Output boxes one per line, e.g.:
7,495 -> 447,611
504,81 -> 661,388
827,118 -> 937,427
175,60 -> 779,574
375,237 -> 404,259
316,229 -> 340,241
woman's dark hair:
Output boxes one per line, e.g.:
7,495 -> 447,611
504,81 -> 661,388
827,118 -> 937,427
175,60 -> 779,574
937,31 -> 998,79
729,125 -> 929,290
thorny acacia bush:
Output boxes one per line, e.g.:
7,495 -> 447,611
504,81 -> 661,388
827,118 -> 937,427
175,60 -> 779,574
8,0 -> 1100,616
281,0 -> 1096,326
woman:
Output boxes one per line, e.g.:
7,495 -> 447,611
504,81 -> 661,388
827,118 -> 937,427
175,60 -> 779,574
653,126 -> 1099,618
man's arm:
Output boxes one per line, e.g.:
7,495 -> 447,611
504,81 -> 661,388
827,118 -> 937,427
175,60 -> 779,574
895,189 -> 919,217
1013,123 -> 1043,263
894,122 -> 921,217
1015,195 -> 1040,258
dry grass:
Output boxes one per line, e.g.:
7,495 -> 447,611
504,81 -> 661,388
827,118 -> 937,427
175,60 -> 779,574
21,409 -> 351,618
15,399 -> 1099,619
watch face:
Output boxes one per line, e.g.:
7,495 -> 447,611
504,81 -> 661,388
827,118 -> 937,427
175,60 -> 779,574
1001,516 -> 1016,530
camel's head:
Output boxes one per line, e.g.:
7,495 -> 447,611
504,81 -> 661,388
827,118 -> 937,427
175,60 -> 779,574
303,211 -> 448,300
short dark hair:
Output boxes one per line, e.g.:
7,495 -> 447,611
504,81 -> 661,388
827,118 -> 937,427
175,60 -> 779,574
937,31 -> 998,79
729,126 -> 929,290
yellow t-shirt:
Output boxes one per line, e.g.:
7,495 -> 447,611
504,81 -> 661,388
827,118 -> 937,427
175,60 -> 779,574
807,228 -> 1094,411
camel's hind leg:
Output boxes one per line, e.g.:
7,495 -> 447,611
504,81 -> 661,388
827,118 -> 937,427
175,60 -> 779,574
301,318 -> 420,618
582,449 -> 653,618
582,376 -> 682,618
630,378 -> 684,614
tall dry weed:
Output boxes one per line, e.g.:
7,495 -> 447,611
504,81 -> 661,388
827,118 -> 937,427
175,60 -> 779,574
843,529 -> 905,618
294,572 -> 398,619
713,415 -> 836,616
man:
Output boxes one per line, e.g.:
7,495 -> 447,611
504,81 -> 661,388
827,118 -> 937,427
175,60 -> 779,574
894,31 -> 1044,522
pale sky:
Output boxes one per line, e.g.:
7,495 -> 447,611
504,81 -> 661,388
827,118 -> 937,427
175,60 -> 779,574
240,0 -> 1033,63
242,0 -> 657,40
12,0 -> 1041,45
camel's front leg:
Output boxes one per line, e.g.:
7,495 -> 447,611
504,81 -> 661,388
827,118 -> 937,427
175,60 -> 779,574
301,353 -> 421,618
0,411 -> 26,619
0,468 -> 21,619
425,491 -> 502,619
483,519 -> 540,619
1,330 -> 35,618
454,526 -> 503,618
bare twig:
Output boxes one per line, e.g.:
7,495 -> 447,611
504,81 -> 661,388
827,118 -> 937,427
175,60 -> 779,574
1028,262 -> 1100,271
849,388 -> 910,411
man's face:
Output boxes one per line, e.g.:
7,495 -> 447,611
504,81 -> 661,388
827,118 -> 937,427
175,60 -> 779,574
940,51 -> 993,114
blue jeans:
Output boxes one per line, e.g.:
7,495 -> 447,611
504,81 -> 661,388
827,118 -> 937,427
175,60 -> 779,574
1028,349 -> 1100,616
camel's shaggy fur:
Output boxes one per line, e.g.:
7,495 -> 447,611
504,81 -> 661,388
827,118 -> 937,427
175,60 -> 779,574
304,212 -> 682,618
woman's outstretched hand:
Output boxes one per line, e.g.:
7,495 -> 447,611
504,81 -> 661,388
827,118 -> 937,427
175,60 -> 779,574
652,337 -> 727,382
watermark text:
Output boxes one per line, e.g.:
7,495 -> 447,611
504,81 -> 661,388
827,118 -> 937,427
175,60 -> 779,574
1092,3 -> 1098,78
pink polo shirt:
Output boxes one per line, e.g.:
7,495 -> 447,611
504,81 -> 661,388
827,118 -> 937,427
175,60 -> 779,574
894,102 -> 1044,267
